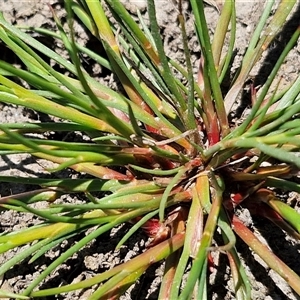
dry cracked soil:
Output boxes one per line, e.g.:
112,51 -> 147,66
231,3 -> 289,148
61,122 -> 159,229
0,1 -> 300,299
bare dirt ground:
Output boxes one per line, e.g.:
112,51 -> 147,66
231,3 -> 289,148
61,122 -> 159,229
0,1 -> 300,299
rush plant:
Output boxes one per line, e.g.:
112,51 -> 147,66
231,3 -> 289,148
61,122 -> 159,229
0,0 -> 300,299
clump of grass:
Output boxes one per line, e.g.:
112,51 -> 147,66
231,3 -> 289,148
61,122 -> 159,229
0,0 -> 300,299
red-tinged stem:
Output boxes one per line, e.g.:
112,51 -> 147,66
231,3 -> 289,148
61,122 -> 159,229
232,216 -> 300,295
227,252 -> 242,295
208,112 -> 220,146
159,250 -> 182,299
159,206 -> 188,299
179,173 -> 223,300
246,193 -> 300,240
31,232 -> 185,298
197,57 -> 220,146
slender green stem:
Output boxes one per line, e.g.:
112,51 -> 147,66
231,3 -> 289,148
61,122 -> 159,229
179,172 -> 224,299
147,0 -> 187,114
159,168 -> 187,221
224,0 -> 296,113
170,184 -> 203,298
230,26 -> 300,138
30,232 -> 185,297
190,0 -> 229,137
178,1 -> 196,131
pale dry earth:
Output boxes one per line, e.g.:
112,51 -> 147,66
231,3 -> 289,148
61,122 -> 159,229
0,1 -> 300,299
